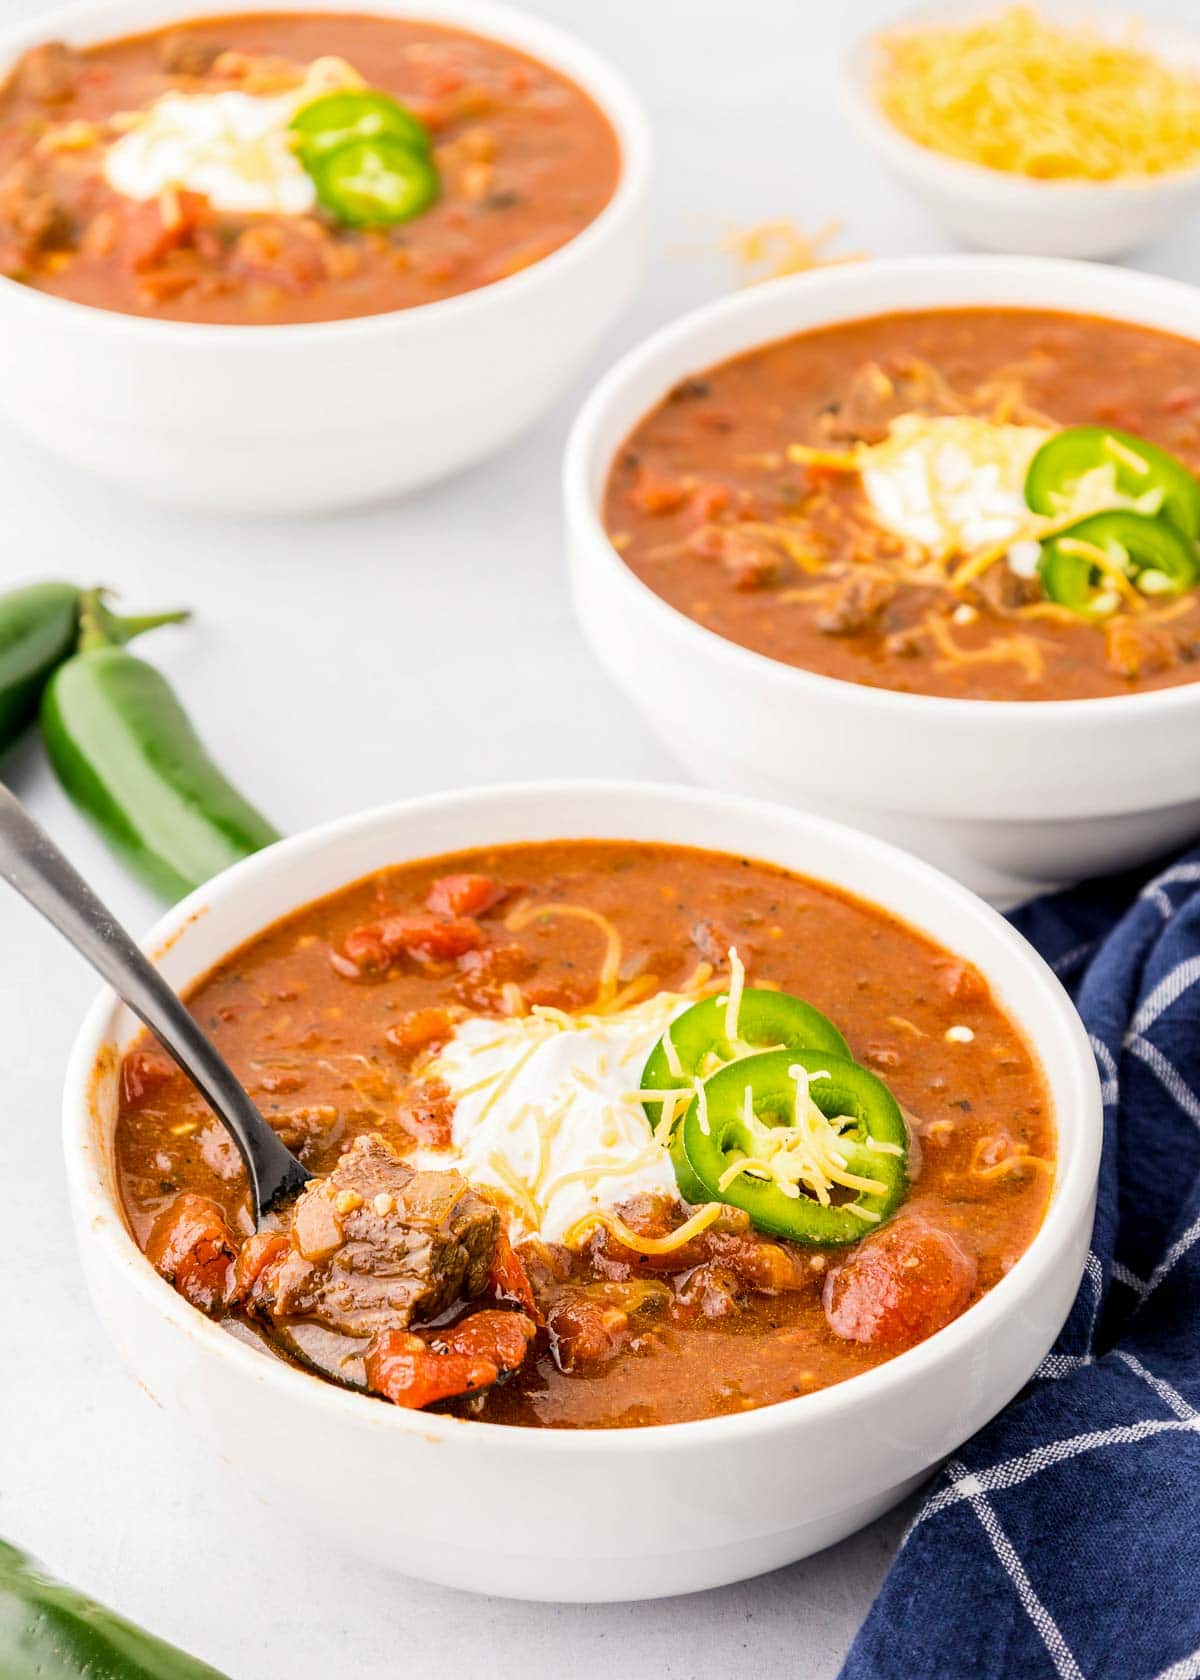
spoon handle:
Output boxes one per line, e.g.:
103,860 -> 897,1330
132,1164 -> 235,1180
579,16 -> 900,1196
0,780 -> 309,1214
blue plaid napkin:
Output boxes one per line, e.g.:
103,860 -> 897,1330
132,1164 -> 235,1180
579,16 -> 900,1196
841,848 -> 1200,1680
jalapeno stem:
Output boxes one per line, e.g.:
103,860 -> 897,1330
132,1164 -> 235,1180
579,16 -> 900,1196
77,588 -> 190,653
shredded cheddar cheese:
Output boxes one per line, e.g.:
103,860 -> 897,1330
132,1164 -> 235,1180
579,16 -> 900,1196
875,6 -> 1200,181
726,217 -> 866,287
713,1062 -> 889,1220
562,1200 -> 727,1254
505,900 -> 624,1009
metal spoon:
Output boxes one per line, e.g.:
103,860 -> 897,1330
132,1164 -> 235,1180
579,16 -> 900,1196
0,780 -> 310,1219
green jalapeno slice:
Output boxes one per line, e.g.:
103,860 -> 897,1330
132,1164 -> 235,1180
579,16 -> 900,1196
291,90 -> 432,163
678,1050 -> 908,1245
642,990 -> 851,1205
1038,509 -> 1199,620
309,136 -> 439,227
1026,426 -> 1200,539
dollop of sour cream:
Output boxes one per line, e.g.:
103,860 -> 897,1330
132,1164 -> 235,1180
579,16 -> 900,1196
860,414 -> 1053,559
421,993 -> 687,1245
103,58 -> 361,217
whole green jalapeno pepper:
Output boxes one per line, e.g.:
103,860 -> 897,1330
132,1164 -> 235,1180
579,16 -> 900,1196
41,590 -> 281,901
0,583 -> 184,758
0,1538 -> 230,1678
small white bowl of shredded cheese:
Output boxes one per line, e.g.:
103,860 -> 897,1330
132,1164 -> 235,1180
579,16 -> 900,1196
840,3 -> 1200,259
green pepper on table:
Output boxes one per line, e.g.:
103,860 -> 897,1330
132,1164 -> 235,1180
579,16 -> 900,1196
642,989 -> 851,1204
1038,509 -> 1200,620
0,583 -> 185,759
1026,425 -> 1200,538
41,589 -> 280,901
676,1049 -> 908,1245
0,1539 -> 230,1679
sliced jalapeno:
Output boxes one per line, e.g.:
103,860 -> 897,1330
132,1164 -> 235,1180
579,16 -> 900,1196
642,990 -> 851,1206
309,137 -> 439,227
679,1050 -> 908,1245
291,90 -> 432,163
1026,426 -> 1200,538
1038,509 -> 1199,620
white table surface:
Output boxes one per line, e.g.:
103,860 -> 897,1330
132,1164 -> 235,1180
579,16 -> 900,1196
3,0 -> 1199,1673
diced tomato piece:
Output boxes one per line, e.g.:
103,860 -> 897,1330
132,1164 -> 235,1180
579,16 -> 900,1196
119,190 -> 205,273
366,1331 -> 497,1409
395,1079 -> 456,1149
121,1048 -> 176,1107
694,482 -> 732,520
231,223 -> 325,292
547,1293 -> 629,1370
145,1193 -> 237,1314
935,960 -> 987,1006
823,1218 -> 977,1350
425,873 -> 505,917
1164,386 -> 1199,414
629,468 -> 689,516
434,1309 -> 536,1374
386,1006 -> 457,1059
343,914 -> 485,973
488,1228 -> 543,1323
230,1230 -> 290,1305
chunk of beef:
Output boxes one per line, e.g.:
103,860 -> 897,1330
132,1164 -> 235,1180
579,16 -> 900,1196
967,564 -> 1042,615
719,529 -> 790,592
159,32 -> 225,76
259,1134 -> 499,1337
817,572 -> 896,636
544,1282 -> 671,1370
823,1217 -> 976,1350
14,41 -> 83,104
1104,618 -> 1178,682
145,1193 -> 236,1314
670,1261 -> 743,1322
0,160 -> 74,268
819,357 -> 965,445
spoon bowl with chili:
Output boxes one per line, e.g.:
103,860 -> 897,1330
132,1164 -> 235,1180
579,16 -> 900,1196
63,780 -> 1100,1600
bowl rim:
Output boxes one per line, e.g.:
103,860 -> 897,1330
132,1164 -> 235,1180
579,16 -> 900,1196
564,251 -> 1200,722
62,777 -> 1102,1454
0,0 -> 652,342
839,0 -> 1200,200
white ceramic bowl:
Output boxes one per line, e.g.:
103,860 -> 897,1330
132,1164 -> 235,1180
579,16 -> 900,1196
63,781 -> 1101,1601
565,255 -> 1200,903
0,0 -> 651,514
840,3 -> 1200,259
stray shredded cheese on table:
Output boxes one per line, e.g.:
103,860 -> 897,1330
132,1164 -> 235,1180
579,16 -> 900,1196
725,217 -> 866,286
874,5 -> 1200,181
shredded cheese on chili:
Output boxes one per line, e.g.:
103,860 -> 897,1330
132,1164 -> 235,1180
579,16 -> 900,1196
713,1062 -> 890,1221
874,6 -> 1200,181
562,1200 -> 727,1254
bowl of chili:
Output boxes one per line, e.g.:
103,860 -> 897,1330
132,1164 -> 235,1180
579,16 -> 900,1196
0,0 -> 651,512
62,780 -> 1100,1600
565,255 -> 1200,901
